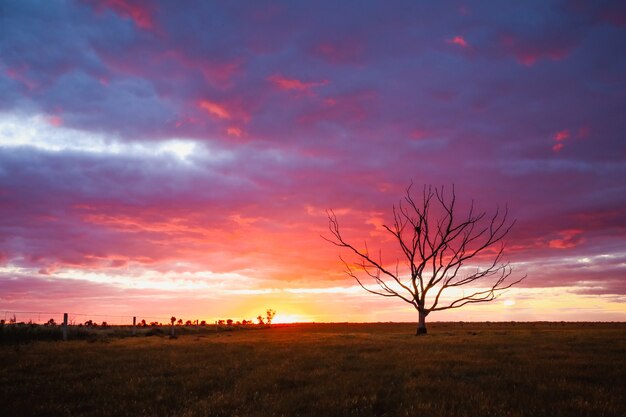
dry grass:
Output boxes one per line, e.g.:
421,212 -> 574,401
1,322 -> 624,417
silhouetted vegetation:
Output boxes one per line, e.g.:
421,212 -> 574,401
326,184 -> 524,335
1,309 -> 279,344
0,322 -> 90,344
266,309 -> 276,325
0,319 -> 270,344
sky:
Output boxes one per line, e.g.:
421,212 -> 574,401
1,0 -> 625,324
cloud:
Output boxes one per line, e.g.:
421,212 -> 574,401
90,0 -> 156,30
554,129 -> 570,141
198,99 -> 231,119
0,0 -> 625,320
548,229 -> 584,249
268,75 -> 329,93
446,36 -> 469,48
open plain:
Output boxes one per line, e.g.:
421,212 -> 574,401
1,322 -> 625,417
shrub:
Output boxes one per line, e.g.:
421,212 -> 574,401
145,327 -> 164,337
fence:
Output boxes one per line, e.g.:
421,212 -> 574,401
1,310 -> 217,341
1,310 -> 174,325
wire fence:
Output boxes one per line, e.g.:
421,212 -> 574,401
1,310 -> 199,326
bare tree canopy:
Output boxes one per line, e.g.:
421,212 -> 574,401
324,184 -> 525,335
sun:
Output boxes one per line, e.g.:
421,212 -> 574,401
271,313 -> 312,324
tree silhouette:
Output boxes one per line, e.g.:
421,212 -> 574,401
266,309 -> 276,325
325,184 -> 524,335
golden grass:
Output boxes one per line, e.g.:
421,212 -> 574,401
1,322 -> 624,417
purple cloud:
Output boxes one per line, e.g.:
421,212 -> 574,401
1,0 -> 625,320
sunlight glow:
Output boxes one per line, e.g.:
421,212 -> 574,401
271,313 -> 312,324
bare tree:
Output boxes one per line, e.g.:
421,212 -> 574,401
324,184 -> 525,335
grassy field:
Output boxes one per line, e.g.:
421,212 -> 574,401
1,322 -> 624,417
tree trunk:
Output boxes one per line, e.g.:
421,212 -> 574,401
416,310 -> 427,335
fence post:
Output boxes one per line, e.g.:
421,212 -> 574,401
62,313 -> 68,341
132,316 -> 136,336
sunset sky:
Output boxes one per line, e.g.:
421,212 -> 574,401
1,1 -> 625,324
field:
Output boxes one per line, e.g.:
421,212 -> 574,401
1,322 -> 625,417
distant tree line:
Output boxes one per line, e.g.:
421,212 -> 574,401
1,308 -> 277,328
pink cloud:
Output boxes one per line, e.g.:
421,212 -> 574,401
96,0 -> 155,30
500,34 -> 573,67
548,229 -> 584,249
410,130 -> 432,140
198,100 -> 231,119
226,126 -> 243,137
268,75 -> 329,92
552,129 -> 570,152
47,115 -> 63,127
446,36 -> 469,48
554,129 -> 570,141
174,116 -> 196,128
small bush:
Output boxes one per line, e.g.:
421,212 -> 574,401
146,327 -> 165,337
0,323 -> 92,344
